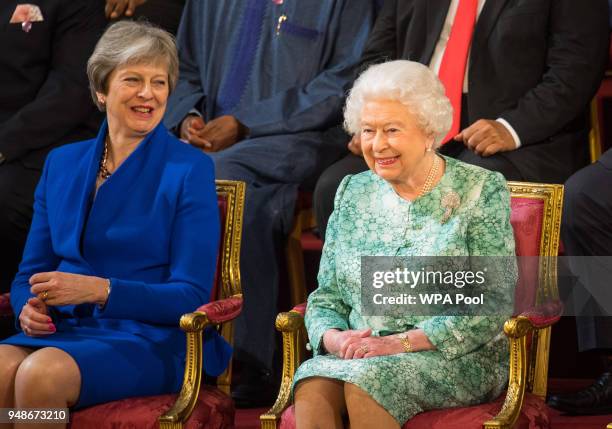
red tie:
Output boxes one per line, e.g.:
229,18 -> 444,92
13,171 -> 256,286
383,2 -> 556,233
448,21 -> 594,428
438,0 -> 478,144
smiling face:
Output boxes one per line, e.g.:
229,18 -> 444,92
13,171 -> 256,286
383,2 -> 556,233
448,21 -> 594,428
97,61 -> 169,140
360,99 -> 434,186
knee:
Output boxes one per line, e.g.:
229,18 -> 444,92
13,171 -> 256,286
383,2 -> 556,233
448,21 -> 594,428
0,347 -> 27,387
562,169 -> 593,230
15,348 -> 79,398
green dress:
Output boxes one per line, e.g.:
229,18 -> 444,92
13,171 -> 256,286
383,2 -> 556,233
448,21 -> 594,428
293,156 -> 518,424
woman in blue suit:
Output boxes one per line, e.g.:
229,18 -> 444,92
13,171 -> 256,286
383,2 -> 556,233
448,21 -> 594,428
0,21 -> 230,414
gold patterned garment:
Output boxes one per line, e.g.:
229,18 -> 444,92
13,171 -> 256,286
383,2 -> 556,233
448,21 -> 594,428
293,156 -> 518,424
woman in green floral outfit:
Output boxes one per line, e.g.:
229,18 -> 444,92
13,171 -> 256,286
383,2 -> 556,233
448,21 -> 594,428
293,61 -> 517,428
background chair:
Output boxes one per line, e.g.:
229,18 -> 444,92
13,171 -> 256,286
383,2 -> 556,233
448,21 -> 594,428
261,181 -> 564,429
0,179 -> 246,429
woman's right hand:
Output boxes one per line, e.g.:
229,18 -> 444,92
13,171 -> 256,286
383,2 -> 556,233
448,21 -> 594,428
19,297 -> 55,337
322,328 -> 372,358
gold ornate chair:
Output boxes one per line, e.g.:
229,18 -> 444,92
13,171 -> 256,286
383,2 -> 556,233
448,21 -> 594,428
69,180 -> 245,429
261,181 -> 564,429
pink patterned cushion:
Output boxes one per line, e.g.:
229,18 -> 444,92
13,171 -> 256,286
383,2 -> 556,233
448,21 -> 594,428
70,385 -> 234,429
510,197 -> 544,316
0,293 -> 12,317
280,392 -> 549,429
197,296 -> 242,323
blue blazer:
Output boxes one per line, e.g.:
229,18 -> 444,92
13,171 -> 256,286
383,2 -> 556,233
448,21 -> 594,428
8,121 -> 231,378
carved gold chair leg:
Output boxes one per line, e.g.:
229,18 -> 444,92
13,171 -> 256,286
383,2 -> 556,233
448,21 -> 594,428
483,317 -> 532,429
158,312 -> 211,429
260,310 -> 306,429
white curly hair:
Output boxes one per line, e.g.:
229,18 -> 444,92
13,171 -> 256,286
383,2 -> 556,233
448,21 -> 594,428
344,60 -> 453,148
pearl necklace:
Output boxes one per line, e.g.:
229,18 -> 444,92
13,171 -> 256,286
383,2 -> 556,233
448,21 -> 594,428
99,138 -> 112,179
418,154 -> 440,197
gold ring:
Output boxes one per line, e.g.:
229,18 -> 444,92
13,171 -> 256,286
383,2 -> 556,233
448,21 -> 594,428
40,291 -> 48,301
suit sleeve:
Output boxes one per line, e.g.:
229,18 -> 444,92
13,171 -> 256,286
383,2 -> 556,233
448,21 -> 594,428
163,0 -> 207,130
230,0 -> 376,137
305,175 -> 353,356
358,0 -> 400,70
500,0 -> 609,145
0,1 -> 106,162
95,156 -> 221,325
416,173 -> 518,360
10,152 -> 61,327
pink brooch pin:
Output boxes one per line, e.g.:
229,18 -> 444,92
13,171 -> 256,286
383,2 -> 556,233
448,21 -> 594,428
272,0 -> 284,4
10,4 -> 44,33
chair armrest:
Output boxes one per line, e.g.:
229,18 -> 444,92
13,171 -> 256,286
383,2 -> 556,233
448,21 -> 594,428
484,310 -> 562,429
290,303 -> 306,317
196,295 -> 243,324
516,300 -> 563,330
159,294 -> 243,428
482,316 -> 532,428
260,309 -> 306,429
0,293 -> 13,317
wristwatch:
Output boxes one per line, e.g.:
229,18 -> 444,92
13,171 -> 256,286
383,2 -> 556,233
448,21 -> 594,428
398,332 -> 413,353
0,152 -> 5,165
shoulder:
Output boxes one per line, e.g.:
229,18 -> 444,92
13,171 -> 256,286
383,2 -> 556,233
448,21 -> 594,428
334,170 -> 382,204
444,156 -> 508,202
46,138 -> 95,168
153,126 -> 215,174
153,128 -> 217,193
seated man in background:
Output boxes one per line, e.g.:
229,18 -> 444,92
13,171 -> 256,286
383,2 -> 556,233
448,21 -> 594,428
0,0 -> 106,294
548,148 -> 612,415
164,0 -> 376,405
314,0 -> 610,239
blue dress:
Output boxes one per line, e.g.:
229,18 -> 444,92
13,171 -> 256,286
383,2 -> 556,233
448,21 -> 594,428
1,121 -> 232,408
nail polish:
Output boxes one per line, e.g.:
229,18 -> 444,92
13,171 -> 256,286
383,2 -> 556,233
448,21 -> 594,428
48,324 -> 56,332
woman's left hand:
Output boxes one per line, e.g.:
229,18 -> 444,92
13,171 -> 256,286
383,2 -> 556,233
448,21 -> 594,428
29,271 -> 109,306
342,336 -> 405,359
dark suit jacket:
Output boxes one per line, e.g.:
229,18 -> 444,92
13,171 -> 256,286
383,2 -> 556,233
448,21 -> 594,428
0,0 -> 106,169
361,0 -> 610,183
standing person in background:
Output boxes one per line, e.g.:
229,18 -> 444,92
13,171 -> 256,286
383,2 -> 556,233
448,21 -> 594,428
0,0 -> 106,295
313,0 -> 610,240
164,0 -> 376,406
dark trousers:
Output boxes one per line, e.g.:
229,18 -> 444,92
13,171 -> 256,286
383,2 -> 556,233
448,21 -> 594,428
0,161 -> 41,293
562,149 -> 612,352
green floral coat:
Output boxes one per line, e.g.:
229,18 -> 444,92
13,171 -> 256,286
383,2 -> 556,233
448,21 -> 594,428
293,156 -> 518,424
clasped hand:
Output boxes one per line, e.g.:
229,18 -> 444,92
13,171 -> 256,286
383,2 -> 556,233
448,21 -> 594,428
29,271 -> 108,307
19,272 -> 109,337
322,328 -> 405,359
180,115 -> 248,152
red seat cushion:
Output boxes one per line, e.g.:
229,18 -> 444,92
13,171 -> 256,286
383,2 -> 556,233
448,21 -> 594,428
280,392 -> 549,429
70,385 -> 234,429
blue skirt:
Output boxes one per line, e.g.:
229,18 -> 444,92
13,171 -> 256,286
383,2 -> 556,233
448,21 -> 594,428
1,318 -> 186,408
